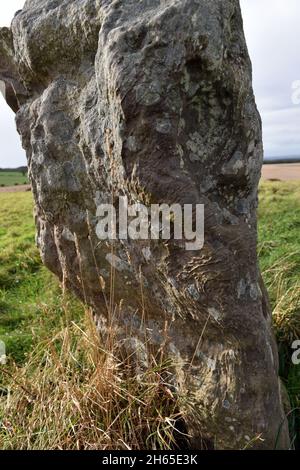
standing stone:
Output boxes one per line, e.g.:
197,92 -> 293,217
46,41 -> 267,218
0,0 -> 290,449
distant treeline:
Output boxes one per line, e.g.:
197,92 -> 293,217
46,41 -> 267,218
264,156 -> 300,164
0,166 -> 28,174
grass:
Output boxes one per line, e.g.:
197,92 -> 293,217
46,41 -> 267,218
0,315 -> 183,450
0,181 -> 299,449
258,181 -> 300,446
0,192 -> 81,364
0,171 -> 28,187
0,192 -> 185,450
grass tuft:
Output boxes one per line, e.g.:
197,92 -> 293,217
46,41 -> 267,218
0,309 -> 185,450
258,181 -> 300,447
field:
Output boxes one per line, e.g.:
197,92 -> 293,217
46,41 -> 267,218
0,171 -> 28,187
0,182 -> 299,449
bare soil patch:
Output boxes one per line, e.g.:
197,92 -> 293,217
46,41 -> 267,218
0,184 -> 31,193
262,163 -> 300,181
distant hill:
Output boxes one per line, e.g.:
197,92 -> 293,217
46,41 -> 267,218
0,166 -> 28,174
264,156 -> 300,164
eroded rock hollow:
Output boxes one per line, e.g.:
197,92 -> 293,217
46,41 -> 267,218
0,0 -> 290,449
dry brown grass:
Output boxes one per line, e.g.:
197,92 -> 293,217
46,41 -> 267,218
263,254 -> 300,343
0,308 -> 187,450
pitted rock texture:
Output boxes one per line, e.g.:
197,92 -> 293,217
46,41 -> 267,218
0,0 -> 290,449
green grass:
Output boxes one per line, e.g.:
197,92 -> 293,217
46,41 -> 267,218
258,182 -> 300,342
0,171 -> 28,187
0,182 -> 299,449
0,192 -> 83,364
0,192 -> 182,450
258,181 -> 300,447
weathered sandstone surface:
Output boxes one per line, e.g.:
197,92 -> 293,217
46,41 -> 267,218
0,0 -> 289,449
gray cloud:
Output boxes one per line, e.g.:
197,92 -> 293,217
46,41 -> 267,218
0,95 -> 25,168
241,0 -> 300,157
0,0 -> 25,168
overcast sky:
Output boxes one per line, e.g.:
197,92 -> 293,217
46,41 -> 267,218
0,0 -> 300,167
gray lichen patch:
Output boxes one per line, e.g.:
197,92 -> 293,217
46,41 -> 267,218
105,253 -> 131,272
